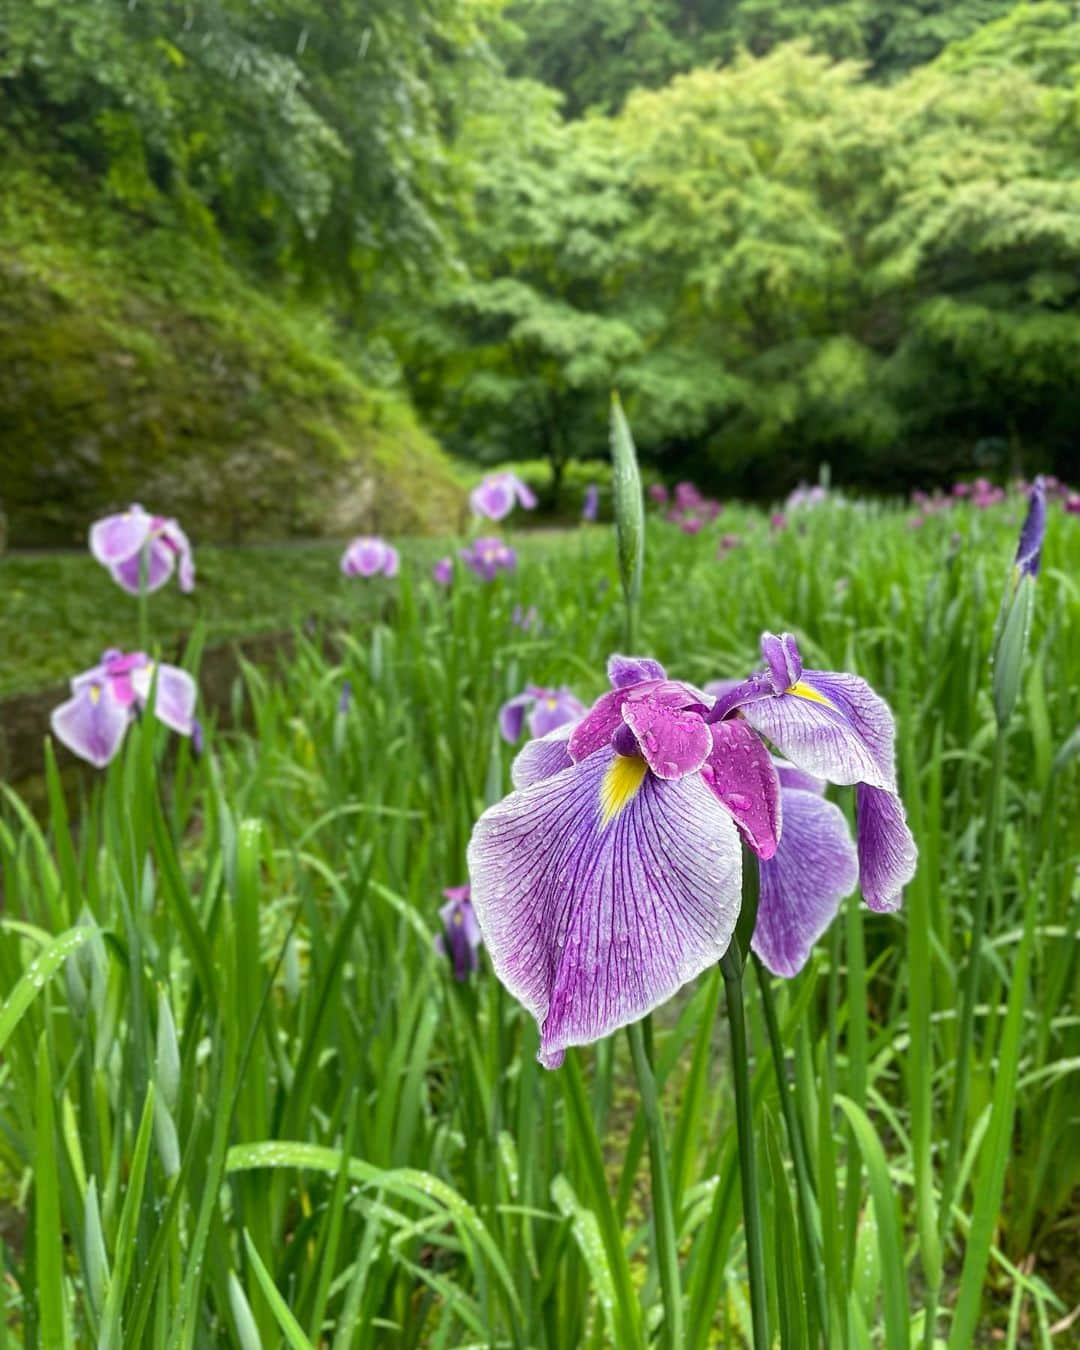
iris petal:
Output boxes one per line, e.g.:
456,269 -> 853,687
131,662 -> 197,736
855,783 -> 917,912
740,670 -> 897,790
468,750 -> 742,1068
753,787 -> 859,977
89,509 -> 151,566
511,722 -> 576,788
51,684 -> 130,768
701,719 -> 782,859
621,699 -> 711,780
111,539 -> 176,595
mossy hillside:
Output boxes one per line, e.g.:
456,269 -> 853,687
0,151 -> 466,546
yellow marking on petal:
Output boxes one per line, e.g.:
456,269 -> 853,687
546,698 -> 557,710
453,911 -> 464,926
599,754 -> 647,828
787,680 -> 835,709
90,686 -> 101,705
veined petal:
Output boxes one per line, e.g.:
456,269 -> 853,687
89,508 -> 151,566
130,662 -> 197,736
512,721 -> 576,789
753,787 -> 859,977
51,684 -> 130,768
467,751 -> 742,1068
111,539 -> 175,595
855,784 -> 917,912
701,720 -> 782,859
470,478 -> 515,520
740,671 -> 897,790
568,678 -> 706,763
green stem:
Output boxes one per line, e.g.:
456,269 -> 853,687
720,941 -> 769,1350
627,1018 -> 682,1350
755,957 -> 829,1337
938,730 -> 1008,1232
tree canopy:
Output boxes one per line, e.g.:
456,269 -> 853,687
1,0 -> 1076,531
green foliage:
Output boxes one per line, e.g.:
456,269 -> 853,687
0,150 -> 464,546
504,0 -> 1021,114
409,10 -> 1080,495
1,500 -> 1077,1341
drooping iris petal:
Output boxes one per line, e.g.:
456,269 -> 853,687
157,519 -> 196,592
499,693 -> 533,744
700,719 -> 782,860
89,508 -> 151,566
130,662 -> 197,736
750,788 -> 858,977
621,698 -> 712,780
753,787 -> 859,978
433,556 -> 453,586
511,722 -> 576,789
111,539 -> 176,595
468,749 -> 742,1068
854,783 -> 917,913
51,684 -> 130,768
739,670 -> 896,790
608,654 -> 666,688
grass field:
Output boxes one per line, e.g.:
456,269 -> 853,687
1,493 -> 1077,1346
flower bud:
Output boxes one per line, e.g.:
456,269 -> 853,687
610,393 -> 644,632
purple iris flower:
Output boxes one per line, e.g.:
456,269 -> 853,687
1065,492 -> 1080,516
499,686 -> 586,744
89,505 -> 195,595
470,472 -> 538,521
648,483 -> 669,505
435,885 -> 483,980
433,556 -> 454,586
341,536 -> 399,578
51,649 -> 197,768
707,632 -> 917,913
582,484 -> 599,522
1014,476 -> 1046,579
511,603 -> 541,633
468,655 -> 783,1068
460,536 -> 516,581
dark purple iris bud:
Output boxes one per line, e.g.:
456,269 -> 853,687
341,537 -> 398,578
51,649 -> 198,768
1014,476 -> 1046,580
435,885 -> 483,980
191,718 -> 205,757
89,505 -> 195,595
459,536 -> 516,581
470,473 -> 537,521
337,681 -> 352,715
582,484 -> 599,522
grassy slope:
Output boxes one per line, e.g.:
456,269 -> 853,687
0,141 -> 465,547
